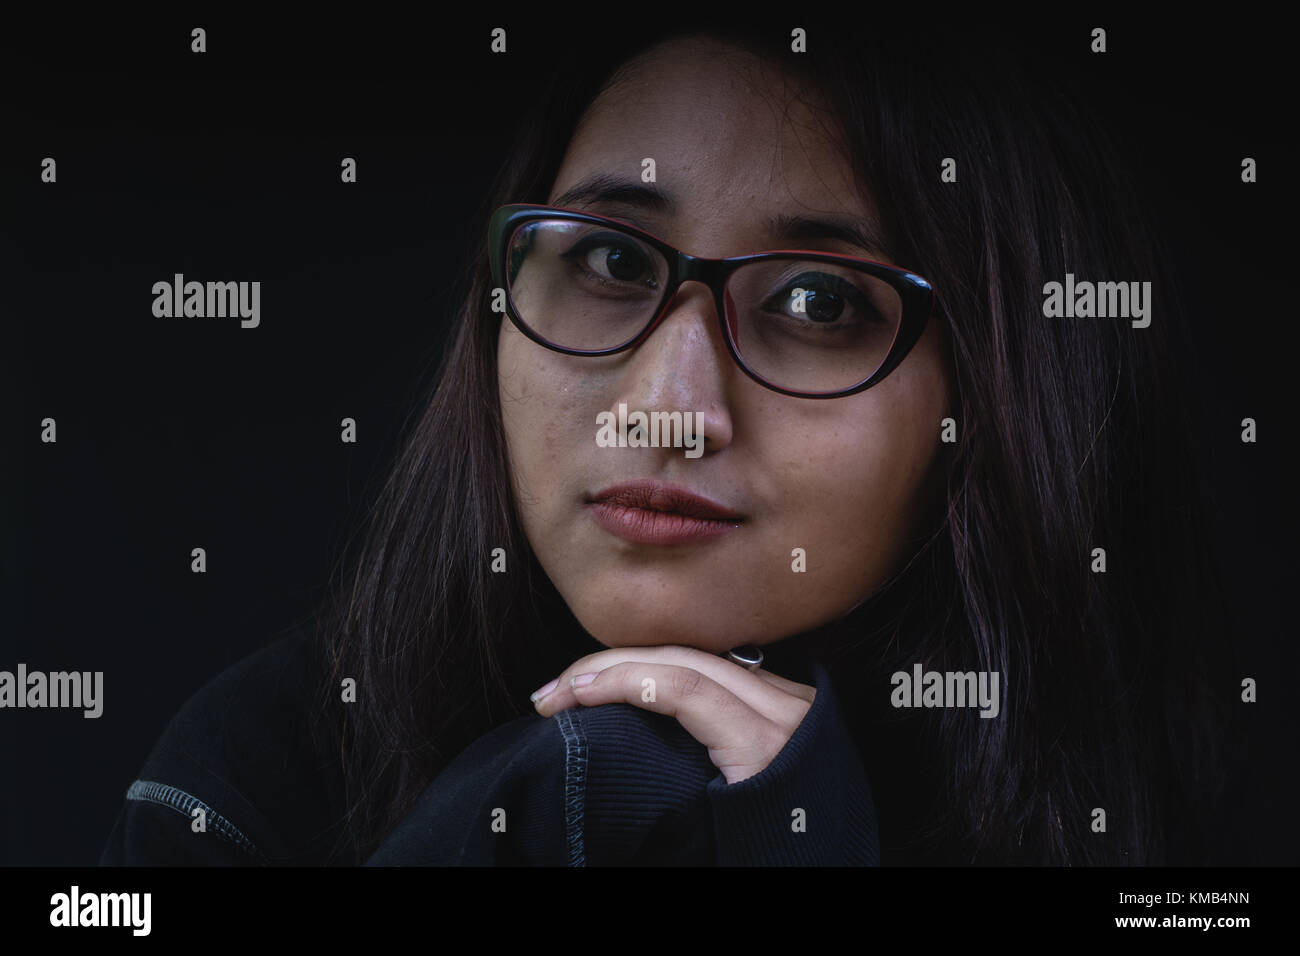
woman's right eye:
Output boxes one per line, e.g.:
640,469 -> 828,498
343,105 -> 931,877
561,236 -> 656,286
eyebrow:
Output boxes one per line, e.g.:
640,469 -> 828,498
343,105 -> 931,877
550,175 -> 890,258
768,214 -> 890,259
551,175 -> 674,214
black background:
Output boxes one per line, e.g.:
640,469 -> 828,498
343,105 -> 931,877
3,12 -> 1296,867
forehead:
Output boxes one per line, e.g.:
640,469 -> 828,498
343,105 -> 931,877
548,39 -> 874,249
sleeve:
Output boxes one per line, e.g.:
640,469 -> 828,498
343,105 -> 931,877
364,702 -> 721,867
99,783 -> 274,866
363,714 -> 574,866
98,629 -> 343,867
704,658 -> 880,865
364,656 -> 880,867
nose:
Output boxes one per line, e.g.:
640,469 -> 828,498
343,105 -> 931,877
611,279 -> 735,453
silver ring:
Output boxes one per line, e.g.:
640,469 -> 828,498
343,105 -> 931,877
726,645 -> 764,671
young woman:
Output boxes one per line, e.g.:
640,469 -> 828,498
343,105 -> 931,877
102,23 -> 1233,867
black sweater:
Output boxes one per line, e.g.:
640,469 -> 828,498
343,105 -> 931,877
99,628 -> 880,866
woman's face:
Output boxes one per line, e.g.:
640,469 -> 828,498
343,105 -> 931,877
498,38 -> 952,652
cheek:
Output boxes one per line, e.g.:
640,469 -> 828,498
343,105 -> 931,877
497,325 -> 593,524
499,328 -> 553,506
769,355 -> 949,597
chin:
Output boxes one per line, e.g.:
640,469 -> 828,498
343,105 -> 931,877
574,605 -> 740,653
572,600 -> 790,655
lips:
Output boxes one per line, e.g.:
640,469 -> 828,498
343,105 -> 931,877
586,480 -> 743,545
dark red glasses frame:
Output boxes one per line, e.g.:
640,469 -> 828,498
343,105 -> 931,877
487,203 -> 935,399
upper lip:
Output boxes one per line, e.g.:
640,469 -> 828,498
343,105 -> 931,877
586,480 -> 744,521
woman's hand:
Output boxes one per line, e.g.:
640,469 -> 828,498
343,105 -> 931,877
530,646 -> 816,785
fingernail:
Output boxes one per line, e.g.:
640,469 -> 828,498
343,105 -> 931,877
529,678 -> 559,703
570,672 -> 598,689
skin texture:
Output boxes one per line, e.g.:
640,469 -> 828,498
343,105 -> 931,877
499,36 -> 954,781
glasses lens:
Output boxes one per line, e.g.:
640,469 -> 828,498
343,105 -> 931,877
505,219 -> 669,350
723,259 -> 904,394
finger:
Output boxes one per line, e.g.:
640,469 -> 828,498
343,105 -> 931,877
547,644 -> 737,685
750,667 -> 817,704
534,646 -> 805,722
566,662 -> 787,770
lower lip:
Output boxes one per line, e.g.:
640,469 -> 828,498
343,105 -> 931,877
587,502 -> 742,545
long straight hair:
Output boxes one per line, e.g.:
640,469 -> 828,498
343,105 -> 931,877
309,22 -> 1233,865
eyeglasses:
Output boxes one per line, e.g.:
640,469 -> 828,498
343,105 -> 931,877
487,204 -> 934,398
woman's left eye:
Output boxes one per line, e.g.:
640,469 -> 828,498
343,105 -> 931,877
789,284 -> 844,323
768,274 -> 876,325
